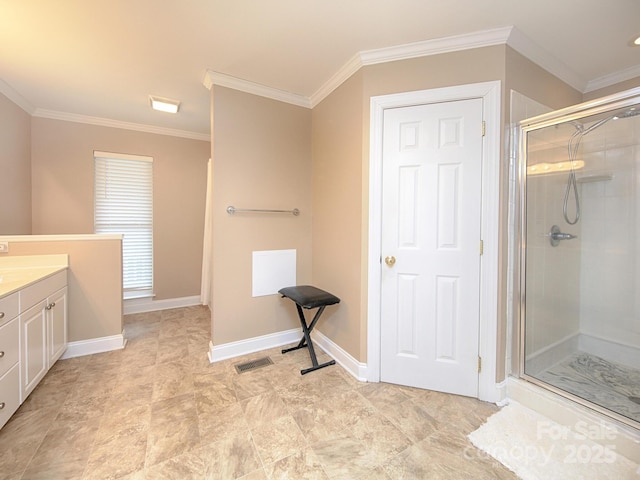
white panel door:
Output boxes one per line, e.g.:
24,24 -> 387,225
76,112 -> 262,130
380,98 -> 483,397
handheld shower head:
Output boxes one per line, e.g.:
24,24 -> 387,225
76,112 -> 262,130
563,105 -> 640,225
580,116 -> 613,135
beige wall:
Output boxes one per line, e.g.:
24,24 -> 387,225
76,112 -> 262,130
211,86 -> 313,345
30,118 -> 210,300
311,71 -> 365,360
583,76 -> 640,102
0,237 -> 123,342
0,93 -> 31,234
505,47 -> 583,111
362,46 -> 506,101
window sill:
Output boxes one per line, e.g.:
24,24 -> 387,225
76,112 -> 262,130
123,291 -> 155,301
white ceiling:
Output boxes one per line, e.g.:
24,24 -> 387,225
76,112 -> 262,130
1,0 -> 639,139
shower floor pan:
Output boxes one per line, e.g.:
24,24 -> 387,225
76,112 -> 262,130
536,352 -> 640,424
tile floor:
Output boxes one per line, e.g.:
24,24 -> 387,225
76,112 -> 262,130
0,306 -> 517,479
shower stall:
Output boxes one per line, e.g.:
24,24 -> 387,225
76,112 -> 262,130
517,87 -> 640,430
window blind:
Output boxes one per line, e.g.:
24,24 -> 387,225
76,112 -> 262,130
94,152 -> 153,295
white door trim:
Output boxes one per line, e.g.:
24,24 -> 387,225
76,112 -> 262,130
367,81 -> 502,403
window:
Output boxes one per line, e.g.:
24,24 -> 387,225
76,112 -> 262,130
94,151 -> 153,298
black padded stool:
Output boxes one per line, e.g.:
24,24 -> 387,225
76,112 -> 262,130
278,285 -> 340,375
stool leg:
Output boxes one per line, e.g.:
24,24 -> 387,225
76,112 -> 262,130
300,305 -> 323,367
281,304 -> 336,375
281,304 -> 317,355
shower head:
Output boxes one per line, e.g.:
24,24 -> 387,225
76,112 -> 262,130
613,107 -> 640,119
577,107 -> 640,136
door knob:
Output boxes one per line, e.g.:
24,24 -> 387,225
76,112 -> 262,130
385,256 -> 396,267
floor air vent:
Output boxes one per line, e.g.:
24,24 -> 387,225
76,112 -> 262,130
234,357 -> 273,374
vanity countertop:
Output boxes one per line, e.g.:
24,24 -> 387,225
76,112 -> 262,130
0,255 -> 69,299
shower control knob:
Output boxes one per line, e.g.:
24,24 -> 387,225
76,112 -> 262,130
549,225 -> 578,247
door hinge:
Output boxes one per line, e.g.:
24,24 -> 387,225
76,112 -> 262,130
482,120 -> 486,137
478,356 -> 482,373
479,239 -> 484,256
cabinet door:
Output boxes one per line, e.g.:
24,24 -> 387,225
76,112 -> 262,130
20,301 -> 47,402
0,317 -> 19,378
47,287 -> 67,367
0,365 -> 20,429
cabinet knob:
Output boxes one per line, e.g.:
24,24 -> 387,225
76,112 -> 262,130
0,402 -> 4,410
46,302 -> 56,310
0,351 -> 4,358
0,312 -> 4,319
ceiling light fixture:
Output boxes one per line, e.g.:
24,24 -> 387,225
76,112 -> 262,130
149,95 -> 180,113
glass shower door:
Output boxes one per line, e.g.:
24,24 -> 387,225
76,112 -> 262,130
519,91 -> 640,429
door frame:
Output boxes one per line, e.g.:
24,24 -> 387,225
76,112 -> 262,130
367,81 -> 502,403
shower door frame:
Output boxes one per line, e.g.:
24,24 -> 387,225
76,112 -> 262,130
517,86 -> 640,431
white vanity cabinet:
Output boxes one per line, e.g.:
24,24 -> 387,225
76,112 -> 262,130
19,270 -> 68,402
0,293 -> 20,430
0,255 -> 69,430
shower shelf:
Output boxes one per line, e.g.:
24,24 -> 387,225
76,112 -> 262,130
576,174 -> 613,183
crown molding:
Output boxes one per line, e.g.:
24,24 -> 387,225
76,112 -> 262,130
505,27 -> 587,92
13,27 -> 629,136
203,70 -> 312,109
310,53 -> 363,108
310,27 -> 514,107
0,79 -> 35,114
584,63 -> 640,93
204,26 -> 635,110
361,26 -> 513,66
32,109 -> 210,141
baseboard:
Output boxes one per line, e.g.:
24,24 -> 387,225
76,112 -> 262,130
124,295 -> 201,314
494,379 -> 508,406
60,331 -> 127,359
311,330 -> 368,382
206,327 -> 369,382
208,328 -> 301,363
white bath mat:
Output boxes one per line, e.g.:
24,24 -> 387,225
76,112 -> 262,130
468,402 -> 639,480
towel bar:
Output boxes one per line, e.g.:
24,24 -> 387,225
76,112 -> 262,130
226,206 -> 300,216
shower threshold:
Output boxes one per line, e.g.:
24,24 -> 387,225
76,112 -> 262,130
507,377 -> 640,464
